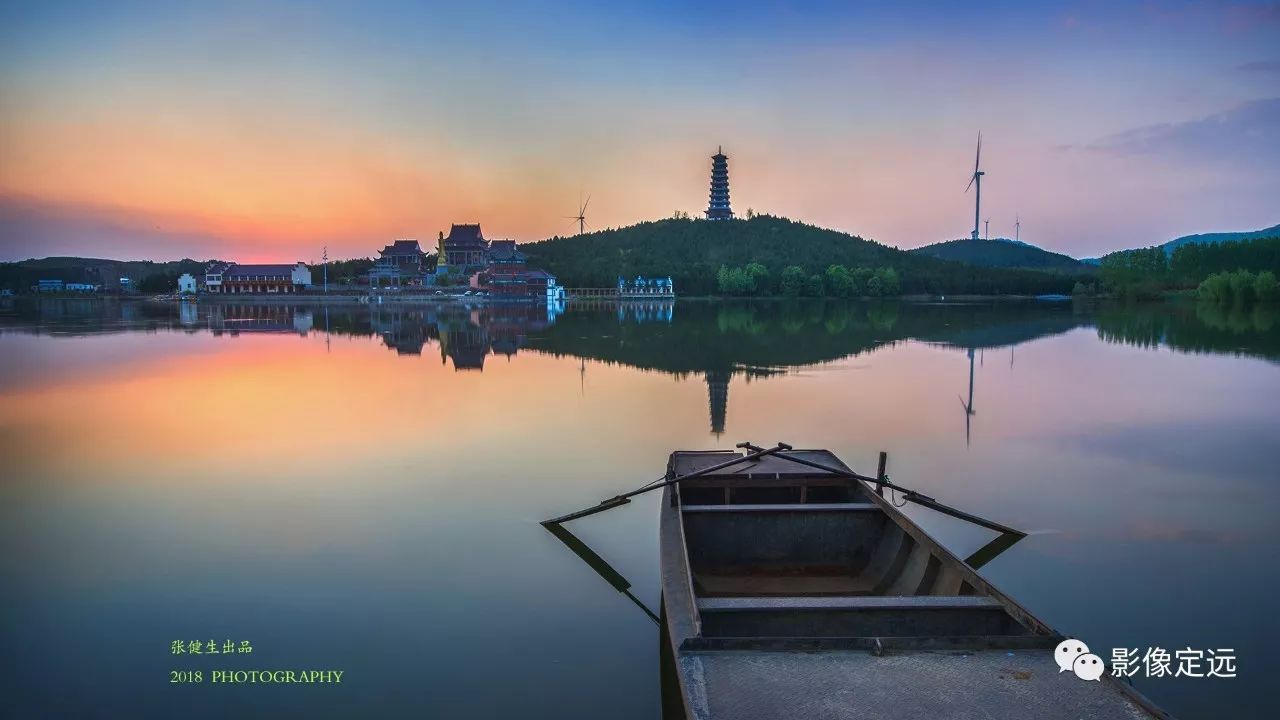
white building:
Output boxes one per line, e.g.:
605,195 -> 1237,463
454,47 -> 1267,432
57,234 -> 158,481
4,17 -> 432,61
177,273 -> 198,294
291,262 -> 313,287
204,263 -> 230,293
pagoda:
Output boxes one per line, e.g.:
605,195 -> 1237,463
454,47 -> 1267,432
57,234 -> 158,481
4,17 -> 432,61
705,146 -> 733,221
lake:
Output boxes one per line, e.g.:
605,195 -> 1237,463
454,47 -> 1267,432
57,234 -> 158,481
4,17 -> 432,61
2,297 -> 1277,719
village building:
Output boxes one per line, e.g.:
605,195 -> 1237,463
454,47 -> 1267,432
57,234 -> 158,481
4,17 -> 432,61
204,263 -> 230,293
618,276 -> 675,296
177,273 -> 198,294
207,262 -> 311,293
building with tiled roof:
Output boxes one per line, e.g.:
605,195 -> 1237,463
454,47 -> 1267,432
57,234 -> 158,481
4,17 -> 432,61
207,262 -> 311,293
438,224 -> 490,271
370,238 -> 433,288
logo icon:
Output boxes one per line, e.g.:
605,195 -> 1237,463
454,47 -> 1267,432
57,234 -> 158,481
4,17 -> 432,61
1073,653 -> 1105,681
1055,638 -> 1089,673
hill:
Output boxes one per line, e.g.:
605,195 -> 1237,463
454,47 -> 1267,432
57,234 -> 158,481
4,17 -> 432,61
909,238 -> 1090,271
1160,223 -> 1280,255
523,215 -> 1089,296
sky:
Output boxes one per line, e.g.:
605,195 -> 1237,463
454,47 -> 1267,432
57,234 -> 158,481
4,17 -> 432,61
1,0 -> 1278,262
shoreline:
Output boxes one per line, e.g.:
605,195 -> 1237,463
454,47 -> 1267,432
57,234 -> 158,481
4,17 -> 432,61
3,291 -> 1198,305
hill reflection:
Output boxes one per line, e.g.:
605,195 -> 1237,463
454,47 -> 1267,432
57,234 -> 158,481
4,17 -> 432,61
4,296 -> 1276,438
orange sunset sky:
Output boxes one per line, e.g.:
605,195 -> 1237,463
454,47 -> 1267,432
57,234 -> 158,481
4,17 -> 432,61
1,1 -> 1277,262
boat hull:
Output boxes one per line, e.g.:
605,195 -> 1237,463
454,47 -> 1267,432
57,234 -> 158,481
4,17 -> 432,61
659,448 -> 1170,720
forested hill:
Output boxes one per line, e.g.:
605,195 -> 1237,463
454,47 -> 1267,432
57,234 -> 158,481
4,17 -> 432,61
522,215 -> 1088,295
1161,223 -> 1280,255
910,238 -> 1090,271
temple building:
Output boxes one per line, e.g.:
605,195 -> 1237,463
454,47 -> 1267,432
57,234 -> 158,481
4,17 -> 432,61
437,224 -> 490,272
487,240 -> 527,273
484,241 -> 565,303
705,146 -> 733,220
370,239 -> 433,287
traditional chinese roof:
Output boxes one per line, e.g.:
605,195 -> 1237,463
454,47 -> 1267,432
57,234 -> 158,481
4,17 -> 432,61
488,240 -> 526,262
224,263 -> 300,278
380,239 -> 424,257
517,269 -> 555,280
444,224 -> 488,250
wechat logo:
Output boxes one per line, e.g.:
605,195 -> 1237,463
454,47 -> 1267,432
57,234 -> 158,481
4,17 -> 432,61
1055,638 -> 1105,681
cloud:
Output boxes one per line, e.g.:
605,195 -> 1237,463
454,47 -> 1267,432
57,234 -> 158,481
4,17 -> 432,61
1084,97 -> 1280,171
1236,59 -> 1280,74
0,195 -> 238,262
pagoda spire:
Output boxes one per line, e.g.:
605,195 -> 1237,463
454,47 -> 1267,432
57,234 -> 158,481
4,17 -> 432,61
705,146 -> 733,221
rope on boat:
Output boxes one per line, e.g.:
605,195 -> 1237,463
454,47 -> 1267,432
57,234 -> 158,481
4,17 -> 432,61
885,476 -> 910,508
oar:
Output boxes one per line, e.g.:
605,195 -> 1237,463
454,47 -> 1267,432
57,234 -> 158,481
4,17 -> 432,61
737,442 -> 1025,537
963,531 -> 1026,569
541,442 -> 792,525
543,522 -> 659,625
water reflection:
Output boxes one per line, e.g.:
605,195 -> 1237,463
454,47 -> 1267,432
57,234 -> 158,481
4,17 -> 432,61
2,297 -> 1277,442
2,295 -> 1277,719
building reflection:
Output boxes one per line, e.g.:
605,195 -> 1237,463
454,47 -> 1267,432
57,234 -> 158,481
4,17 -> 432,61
203,304 -> 314,336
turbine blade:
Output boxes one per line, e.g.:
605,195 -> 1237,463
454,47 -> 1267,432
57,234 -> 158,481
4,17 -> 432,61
581,194 -> 591,214
965,174 -> 976,193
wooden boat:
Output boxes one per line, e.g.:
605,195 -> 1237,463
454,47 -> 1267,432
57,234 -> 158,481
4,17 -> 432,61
659,447 -> 1171,720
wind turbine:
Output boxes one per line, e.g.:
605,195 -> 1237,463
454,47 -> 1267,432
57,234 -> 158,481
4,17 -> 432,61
958,347 -> 976,447
565,194 -> 591,236
1015,214 -> 1020,243
984,218 -> 990,241
965,133 -> 984,241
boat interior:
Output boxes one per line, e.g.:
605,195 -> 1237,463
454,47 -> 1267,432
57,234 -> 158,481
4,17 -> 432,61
670,450 -> 1044,643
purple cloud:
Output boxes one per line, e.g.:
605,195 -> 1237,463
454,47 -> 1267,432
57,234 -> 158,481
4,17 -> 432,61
1236,59 -> 1280,73
1086,97 -> 1280,171
0,195 -> 236,262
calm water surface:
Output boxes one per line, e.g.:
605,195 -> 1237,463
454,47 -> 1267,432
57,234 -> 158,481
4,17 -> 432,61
2,298 -> 1277,719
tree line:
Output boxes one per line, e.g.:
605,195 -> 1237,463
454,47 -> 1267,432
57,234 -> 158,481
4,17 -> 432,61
716,263 -> 901,297
1097,236 -> 1280,300
1198,270 -> 1278,306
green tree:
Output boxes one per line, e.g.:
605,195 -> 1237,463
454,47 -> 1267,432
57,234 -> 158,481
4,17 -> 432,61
1254,271 -> 1279,304
138,272 -> 176,293
1228,270 -> 1256,305
805,274 -> 825,297
875,267 -> 901,296
780,266 -> 806,296
851,267 -> 873,296
825,264 -> 853,297
745,262 -> 770,295
1198,272 -> 1231,303
866,274 -> 884,297
1100,247 -> 1168,293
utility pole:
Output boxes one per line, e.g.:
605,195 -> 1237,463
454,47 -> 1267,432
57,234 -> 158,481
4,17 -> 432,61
323,246 -> 328,293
